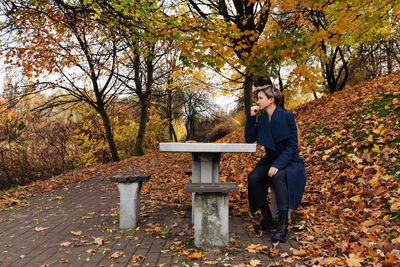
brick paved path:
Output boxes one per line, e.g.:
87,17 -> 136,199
0,176 -> 304,267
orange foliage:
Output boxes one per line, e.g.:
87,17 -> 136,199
1,72 -> 400,265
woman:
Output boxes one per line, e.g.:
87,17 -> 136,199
245,84 -> 306,242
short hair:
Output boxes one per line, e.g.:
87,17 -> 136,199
255,84 -> 282,105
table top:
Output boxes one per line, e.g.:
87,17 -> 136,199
159,142 -> 257,153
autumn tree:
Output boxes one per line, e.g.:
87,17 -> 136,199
0,0 -> 123,161
186,0 -> 275,114
83,0 -> 181,155
152,49 -> 186,142
285,0 -> 400,94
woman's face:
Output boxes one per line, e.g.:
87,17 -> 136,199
257,91 -> 274,111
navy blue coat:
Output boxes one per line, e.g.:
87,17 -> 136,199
245,106 -> 306,210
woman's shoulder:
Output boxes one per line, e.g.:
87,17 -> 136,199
276,106 -> 294,118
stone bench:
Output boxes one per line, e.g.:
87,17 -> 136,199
110,173 -> 151,229
186,171 -> 291,220
184,183 -> 238,247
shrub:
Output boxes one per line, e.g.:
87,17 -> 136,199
206,122 -> 234,142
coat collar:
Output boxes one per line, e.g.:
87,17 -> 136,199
257,106 -> 292,151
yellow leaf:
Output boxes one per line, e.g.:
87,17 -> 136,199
391,237 -> 400,244
371,144 -> 380,153
369,177 -> 379,188
350,195 -> 361,202
372,124 -> 385,135
250,259 -> 262,266
393,98 -> 399,104
346,253 -> 364,267
247,244 -> 261,253
186,252 -> 202,260
71,231 -> 82,236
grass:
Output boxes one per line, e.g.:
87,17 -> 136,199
357,93 -> 398,118
0,185 -> 18,196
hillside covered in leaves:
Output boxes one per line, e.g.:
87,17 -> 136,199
1,73 -> 400,265
216,72 -> 400,265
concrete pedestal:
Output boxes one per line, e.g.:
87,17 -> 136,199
193,193 -> 229,247
118,182 -> 141,229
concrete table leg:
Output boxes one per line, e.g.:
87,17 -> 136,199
193,193 -> 229,247
191,153 -> 221,223
117,182 -> 142,229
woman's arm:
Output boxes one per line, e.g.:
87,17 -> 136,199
271,112 -> 298,169
244,114 -> 258,143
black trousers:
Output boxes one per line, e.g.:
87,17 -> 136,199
248,163 -> 289,213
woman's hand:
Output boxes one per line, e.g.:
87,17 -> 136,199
268,166 -> 278,177
250,106 -> 259,116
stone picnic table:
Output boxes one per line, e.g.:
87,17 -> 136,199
159,142 -> 257,183
159,142 -> 256,247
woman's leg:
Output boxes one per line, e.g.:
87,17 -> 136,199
247,165 -> 274,230
271,169 -> 288,210
271,169 -> 289,242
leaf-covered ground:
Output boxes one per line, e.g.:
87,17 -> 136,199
1,72 -> 400,266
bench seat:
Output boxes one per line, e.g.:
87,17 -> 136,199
110,172 -> 151,229
184,182 -> 237,247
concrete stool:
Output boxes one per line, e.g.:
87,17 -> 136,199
110,173 -> 151,229
184,183 -> 238,247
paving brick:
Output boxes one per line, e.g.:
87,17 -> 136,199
0,176 -> 306,267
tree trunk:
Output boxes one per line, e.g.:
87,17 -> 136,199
134,96 -> 150,156
243,74 -> 253,116
167,89 -> 177,142
98,106 -> 119,162
386,41 -> 393,74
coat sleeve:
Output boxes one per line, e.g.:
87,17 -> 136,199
272,112 -> 298,169
244,114 -> 257,143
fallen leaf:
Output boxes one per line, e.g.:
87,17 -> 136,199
178,231 -> 185,236
93,237 -> 104,246
111,252 -> 121,259
291,248 -> 308,257
132,255 -> 146,262
86,249 -> 96,254
71,231 -> 82,236
269,248 -> 279,257
186,252 -> 202,260
250,259 -> 262,266
35,227 -> 49,232
60,241 -> 73,247
346,253 -> 364,267
319,257 -> 341,265
246,243 -> 261,253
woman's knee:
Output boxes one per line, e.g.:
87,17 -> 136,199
248,170 -> 264,184
272,169 -> 286,184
